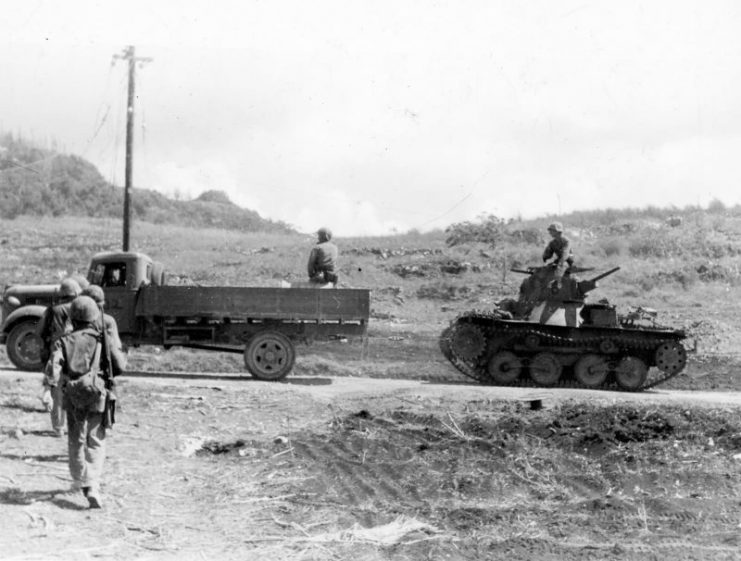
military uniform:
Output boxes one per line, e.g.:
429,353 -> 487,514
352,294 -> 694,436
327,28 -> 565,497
51,296 -> 126,509
37,278 -> 81,436
543,222 -> 573,280
307,228 -> 339,285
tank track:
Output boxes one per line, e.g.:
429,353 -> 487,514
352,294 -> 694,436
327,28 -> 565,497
439,311 -> 686,392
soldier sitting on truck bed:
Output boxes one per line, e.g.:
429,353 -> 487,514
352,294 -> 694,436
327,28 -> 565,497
307,227 -> 339,286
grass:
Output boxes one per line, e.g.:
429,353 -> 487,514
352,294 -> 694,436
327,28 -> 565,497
3,212 -> 741,369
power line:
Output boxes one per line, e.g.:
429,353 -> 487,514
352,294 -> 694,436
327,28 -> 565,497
414,192 -> 473,229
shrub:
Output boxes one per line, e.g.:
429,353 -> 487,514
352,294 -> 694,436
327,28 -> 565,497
707,198 -> 726,213
416,283 -> 473,300
598,237 -> 629,257
445,214 -> 505,248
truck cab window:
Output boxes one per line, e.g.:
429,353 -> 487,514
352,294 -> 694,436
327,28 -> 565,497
102,263 -> 127,287
89,264 -> 105,286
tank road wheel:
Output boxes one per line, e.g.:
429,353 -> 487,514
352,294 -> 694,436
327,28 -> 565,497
529,352 -> 562,386
574,354 -> 609,388
614,356 -> 648,391
6,320 -> 45,371
654,341 -> 687,375
450,324 -> 486,361
487,351 -> 522,384
244,331 -> 296,381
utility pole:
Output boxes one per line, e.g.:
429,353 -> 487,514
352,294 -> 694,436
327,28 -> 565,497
113,46 -> 152,251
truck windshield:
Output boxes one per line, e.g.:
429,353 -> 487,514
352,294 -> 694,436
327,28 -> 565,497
90,263 -> 127,287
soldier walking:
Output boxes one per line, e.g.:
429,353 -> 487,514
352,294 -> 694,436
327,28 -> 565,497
50,295 -> 126,509
37,278 -> 81,436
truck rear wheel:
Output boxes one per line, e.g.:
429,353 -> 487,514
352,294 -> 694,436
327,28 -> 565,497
6,319 -> 45,371
244,331 -> 296,381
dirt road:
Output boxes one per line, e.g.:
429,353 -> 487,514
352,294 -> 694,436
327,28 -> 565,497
4,367 -> 740,408
1,367 -> 740,561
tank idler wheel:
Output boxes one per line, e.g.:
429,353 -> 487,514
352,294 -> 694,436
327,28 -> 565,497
654,341 -> 687,374
574,354 -> 609,388
450,323 -> 486,361
487,351 -> 522,384
614,356 -> 648,391
529,352 -> 562,386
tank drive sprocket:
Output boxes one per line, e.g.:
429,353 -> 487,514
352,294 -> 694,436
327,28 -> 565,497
448,322 -> 486,361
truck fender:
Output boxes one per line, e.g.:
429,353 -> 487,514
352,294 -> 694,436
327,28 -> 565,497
1,305 -> 47,335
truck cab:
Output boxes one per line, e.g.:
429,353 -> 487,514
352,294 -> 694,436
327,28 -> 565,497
1,251 -> 164,370
87,252 -> 163,334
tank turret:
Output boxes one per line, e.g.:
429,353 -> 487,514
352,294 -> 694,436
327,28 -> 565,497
501,265 -> 620,327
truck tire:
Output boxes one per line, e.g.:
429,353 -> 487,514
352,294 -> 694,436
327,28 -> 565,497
6,319 -> 45,371
244,331 -> 296,381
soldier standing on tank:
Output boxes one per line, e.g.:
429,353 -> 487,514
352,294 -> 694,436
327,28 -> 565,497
51,295 -> 126,509
542,222 -> 574,290
307,227 -> 339,286
37,278 -> 81,437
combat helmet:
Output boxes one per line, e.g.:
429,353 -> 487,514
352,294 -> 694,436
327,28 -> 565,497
547,222 -> 564,233
70,296 -> 100,324
317,227 -> 332,242
59,278 -> 82,299
68,274 -> 90,291
82,285 -> 105,306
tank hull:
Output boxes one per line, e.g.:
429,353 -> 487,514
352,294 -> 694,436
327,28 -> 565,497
440,311 -> 688,391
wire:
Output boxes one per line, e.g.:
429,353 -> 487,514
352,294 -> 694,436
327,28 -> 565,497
81,62 -> 116,158
414,192 -> 473,229
0,155 -> 57,175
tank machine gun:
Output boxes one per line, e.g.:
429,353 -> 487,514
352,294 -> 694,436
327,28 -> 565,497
440,264 -> 688,391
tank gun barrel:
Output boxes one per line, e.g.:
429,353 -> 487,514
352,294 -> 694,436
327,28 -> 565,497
510,268 -> 533,275
588,266 -> 620,284
577,266 -> 620,295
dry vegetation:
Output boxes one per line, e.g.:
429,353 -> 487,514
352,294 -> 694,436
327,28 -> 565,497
1,212 -> 741,560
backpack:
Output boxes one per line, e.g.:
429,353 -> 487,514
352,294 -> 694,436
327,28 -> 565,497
62,332 -> 106,410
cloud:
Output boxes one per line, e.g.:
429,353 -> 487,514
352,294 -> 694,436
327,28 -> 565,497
149,160 -> 263,211
294,190 -> 409,236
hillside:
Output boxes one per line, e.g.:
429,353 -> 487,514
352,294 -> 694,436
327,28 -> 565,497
0,133 -> 294,234
1,213 -> 741,561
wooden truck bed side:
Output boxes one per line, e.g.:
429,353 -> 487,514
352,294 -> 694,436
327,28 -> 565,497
135,286 -> 370,322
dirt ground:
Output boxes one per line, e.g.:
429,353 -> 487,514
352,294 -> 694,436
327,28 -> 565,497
1,358 -> 740,561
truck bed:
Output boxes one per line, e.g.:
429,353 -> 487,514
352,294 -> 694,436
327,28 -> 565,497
135,286 -> 370,323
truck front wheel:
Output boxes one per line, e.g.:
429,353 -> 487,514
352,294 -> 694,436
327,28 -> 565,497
244,331 -> 296,381
6,320 -> 45,371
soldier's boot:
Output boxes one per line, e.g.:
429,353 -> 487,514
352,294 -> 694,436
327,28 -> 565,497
86,488 -> 102,509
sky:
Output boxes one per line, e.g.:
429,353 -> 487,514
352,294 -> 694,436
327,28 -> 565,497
2,0 -> 741,236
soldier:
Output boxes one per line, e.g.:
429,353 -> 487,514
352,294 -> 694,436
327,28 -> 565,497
51,295 -> 126,509
307,227 -> 339,286
68,274 -> 90,292
82,286 -> 122,345
542,222 -> 573,289
82,285 -> 127,376
37,277 -> 81,436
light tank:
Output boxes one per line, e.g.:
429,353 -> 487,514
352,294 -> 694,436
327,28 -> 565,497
440,264 -> 688,391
